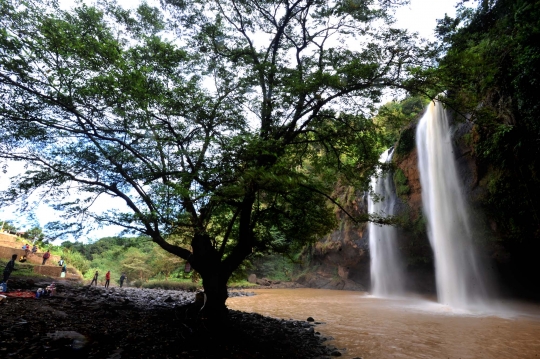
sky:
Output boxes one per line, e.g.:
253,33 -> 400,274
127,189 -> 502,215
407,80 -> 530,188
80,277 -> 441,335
394,0 -> 464,39
0,0 -> 469,242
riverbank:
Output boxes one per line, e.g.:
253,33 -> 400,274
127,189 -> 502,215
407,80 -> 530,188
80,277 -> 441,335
0,279 -> 337,358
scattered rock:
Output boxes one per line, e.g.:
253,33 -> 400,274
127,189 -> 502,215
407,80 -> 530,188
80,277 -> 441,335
248,274 -> 257,283
307,316 -> 315,322
106,348 -> 123,359
228,290 -> 256,298
52,310 -> 68,318
256,278 -> 271,286
46,330 -> 88,349
1,280 -> 339,359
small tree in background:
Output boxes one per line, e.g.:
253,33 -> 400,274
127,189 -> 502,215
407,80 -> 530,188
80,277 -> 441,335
0,220 -> 18,234
60,248 -> 91,275
22,226 -> 46,242
151,247 -> 184,281
121,248 -> 153,282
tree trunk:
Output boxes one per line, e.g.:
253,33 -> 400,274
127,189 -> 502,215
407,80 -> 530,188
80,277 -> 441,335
200,271 -> 229,320
190,232 -> 230,320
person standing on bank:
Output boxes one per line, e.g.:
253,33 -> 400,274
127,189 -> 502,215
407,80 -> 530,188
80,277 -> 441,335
3,254 -> 17,283
119,273 -> 127,288
90,271 -> 98,286
105,271 -> 111,289
42,250 -> 51,265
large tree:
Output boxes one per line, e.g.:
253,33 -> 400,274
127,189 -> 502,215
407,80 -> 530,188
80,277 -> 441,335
0,0 -> 421,315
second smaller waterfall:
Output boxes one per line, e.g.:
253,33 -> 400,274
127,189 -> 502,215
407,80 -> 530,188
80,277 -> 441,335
368,148 -> 405,297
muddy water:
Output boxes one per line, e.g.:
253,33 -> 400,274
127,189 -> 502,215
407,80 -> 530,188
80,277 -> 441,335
227,289 -> 540,359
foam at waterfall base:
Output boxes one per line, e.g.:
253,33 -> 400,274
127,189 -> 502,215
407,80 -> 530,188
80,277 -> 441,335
364,294 -> 540,319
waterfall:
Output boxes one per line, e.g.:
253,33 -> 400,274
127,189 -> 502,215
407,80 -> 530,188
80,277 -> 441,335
368,148 -> 405,297
416,100 -> 490,309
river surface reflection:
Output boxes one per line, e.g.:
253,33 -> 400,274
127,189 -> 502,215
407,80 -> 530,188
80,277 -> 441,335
227,288 -> 540,359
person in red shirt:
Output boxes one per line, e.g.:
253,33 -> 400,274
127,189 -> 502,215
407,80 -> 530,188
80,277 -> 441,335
104,271 -> 111,289
42,250 -> 51,265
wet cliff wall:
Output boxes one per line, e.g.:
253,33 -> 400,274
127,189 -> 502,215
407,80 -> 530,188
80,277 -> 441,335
296,185 -> 370,291
301,110 -> 532,296
298,118 -> 435,292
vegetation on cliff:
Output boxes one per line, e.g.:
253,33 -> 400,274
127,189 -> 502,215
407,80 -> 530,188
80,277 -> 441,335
424,0 -> 540,244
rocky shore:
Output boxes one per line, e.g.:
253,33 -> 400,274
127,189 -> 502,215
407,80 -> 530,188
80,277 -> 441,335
0,278 -> 338,358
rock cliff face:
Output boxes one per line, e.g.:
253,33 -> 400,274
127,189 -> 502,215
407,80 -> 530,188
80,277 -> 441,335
300,124 -> 436,292
301,107 -> 540,299
302,113 -> 507,294
297,187 -> 370,291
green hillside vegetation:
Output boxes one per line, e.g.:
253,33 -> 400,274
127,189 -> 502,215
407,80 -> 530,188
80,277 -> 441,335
57,236 -> 296,289
1,221 -> 347,289
58,236 -> 195,287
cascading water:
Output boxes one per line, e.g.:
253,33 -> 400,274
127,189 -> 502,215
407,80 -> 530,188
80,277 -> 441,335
416,100 -> 490,309
368,148 -> 405,297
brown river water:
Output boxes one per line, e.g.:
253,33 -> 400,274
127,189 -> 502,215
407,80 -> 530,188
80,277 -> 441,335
227,288 -> 540,359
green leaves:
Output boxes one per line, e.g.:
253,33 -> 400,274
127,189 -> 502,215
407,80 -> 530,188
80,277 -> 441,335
424,0 -> 540,243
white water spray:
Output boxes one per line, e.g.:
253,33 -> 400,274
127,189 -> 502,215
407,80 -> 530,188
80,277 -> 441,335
368,148 -> 405,297
416,100 -> 490,309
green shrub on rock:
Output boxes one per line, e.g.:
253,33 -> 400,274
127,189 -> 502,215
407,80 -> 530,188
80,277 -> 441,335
393,168 -> 410,197
395,127 -> 416,159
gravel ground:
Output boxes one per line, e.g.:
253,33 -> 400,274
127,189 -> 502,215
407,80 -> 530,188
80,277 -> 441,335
0,278 -> 339,358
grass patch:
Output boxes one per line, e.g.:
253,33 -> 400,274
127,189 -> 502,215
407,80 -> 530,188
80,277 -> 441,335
228,280 -> 258,288
0,259 -> 50,279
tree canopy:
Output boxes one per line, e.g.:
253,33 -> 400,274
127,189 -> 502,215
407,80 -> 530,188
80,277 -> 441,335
0,0 -> 423,313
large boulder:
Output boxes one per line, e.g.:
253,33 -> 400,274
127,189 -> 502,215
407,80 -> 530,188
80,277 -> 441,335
256,277 -> 271,286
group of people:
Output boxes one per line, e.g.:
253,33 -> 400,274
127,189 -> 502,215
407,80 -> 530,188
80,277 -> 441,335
18,244 -> 39,263
21,244 -> 38,257
2,249 -> 65,288
4,249 -> 129,291
17,243 -> 51,266
2,254 -> 59,298
90,270 -> 127,288
36,282 -> 56,298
